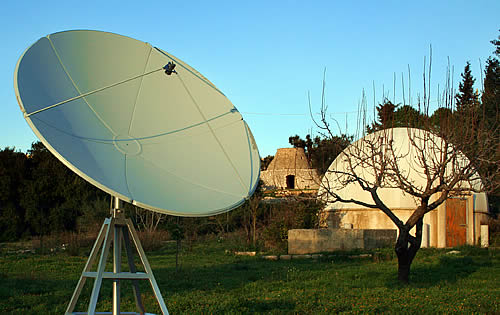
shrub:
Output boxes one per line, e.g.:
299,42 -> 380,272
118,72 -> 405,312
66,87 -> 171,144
488,216 -> 500,247
260,198 -> 322,252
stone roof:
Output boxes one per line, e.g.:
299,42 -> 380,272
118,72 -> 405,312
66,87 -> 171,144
266,148 -> 312,170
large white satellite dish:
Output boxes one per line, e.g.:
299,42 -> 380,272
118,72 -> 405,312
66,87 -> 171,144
15,30 -> 260,217
14,30 -> 260,315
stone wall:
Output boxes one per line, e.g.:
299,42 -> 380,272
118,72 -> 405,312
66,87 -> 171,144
288,228 -> 397,254
261,147 -> 321,190
267,147 -> 310,169
261,168 -> 320,190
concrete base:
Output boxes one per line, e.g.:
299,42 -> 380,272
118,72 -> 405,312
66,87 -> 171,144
480,225 -> 489,248
421,224 -> 430,248
288,228 -> 397,254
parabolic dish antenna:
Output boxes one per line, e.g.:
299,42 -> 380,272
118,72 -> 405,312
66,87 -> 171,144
14,30 -> 260,216
15,30 -> 261,314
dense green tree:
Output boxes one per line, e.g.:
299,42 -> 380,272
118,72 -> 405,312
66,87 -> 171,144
309,135 -> 351,174
288,135 -> 307,149
21,142 -> 75,239
289,134 -> 311,161
368,101 -> 426,133
20,142 -> 106,242
366,99 -> 398,133
289,134 -> 351,174
482,30 -> 500,130
394,105 -> 426,128
376,99 -> 398,127
481,57 -> 500,127
456,62 -> 479,114
478,35 -> 500,216
260,155 -> 274,171
491,29 -> 500,57
451,62 -> 481,157
288,134 -> 314,160
430,107 -> 453,130
0,148 -> 29,241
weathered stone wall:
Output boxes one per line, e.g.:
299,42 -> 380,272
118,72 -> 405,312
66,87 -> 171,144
261,169 -> 320,189
288,228 -> 397,254
261,147 -> 321,190
320,208 -> 419,230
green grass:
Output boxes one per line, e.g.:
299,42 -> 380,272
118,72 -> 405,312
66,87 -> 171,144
0,240 -> 498,314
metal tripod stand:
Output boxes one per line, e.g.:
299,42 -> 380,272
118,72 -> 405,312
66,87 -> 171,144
65,197 -> 169,315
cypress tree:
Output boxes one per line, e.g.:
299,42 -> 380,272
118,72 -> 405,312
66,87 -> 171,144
482,57 -> 500,124
455,61 -> 478,114
491,29 -> 500,57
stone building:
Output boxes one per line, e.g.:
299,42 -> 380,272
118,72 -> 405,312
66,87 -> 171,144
318,128 -> 490,248
261,148 -> 320,190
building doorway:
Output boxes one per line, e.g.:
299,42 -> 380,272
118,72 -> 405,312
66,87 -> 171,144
286,175 -> 295,189
446,198 -> 467,247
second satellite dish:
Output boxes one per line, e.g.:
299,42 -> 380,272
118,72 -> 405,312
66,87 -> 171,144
14,30 -> 260,216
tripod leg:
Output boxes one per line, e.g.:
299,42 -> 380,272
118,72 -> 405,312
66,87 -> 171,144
123,227 -> 146,314
126,219 -> 169,315
66,217 -> 110,314
113,223 -> 122,315
87,217 -> 115,314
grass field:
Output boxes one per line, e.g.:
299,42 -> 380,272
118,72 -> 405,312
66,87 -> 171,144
0,239 -> 499,314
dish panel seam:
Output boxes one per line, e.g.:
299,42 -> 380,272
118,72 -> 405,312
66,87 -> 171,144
128,45 -> 153,135
31,110 -> 238,143
176,72 -> 248,195
25,62 -> 164,117
46,36 -> 117,137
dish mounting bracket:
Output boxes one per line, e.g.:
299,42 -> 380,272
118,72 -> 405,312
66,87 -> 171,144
163,62 -> 177,75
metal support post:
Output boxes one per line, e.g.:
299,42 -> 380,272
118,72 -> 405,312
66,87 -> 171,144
112,196 -> 123,315
65,196 -> 169,315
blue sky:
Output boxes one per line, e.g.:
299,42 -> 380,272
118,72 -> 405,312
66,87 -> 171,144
1,1 -> 499,157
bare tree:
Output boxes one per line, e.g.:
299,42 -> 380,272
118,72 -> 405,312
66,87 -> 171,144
134,206 -> 166,233
316,63 -> 499,283
242,192 -> 262,247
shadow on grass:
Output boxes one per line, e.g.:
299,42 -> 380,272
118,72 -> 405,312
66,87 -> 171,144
157,246 -> 494,293
151,257 -> 332,294
235,299 -> 296,312
385,248 -> 493,288
0,275 -> 76,313
2,243 -> 495,313
0,275 -> 73,299
151,248 -> 495,296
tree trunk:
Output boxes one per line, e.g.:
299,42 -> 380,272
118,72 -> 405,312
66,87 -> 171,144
394,218 -> 423,283
396,242 -> 411,283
